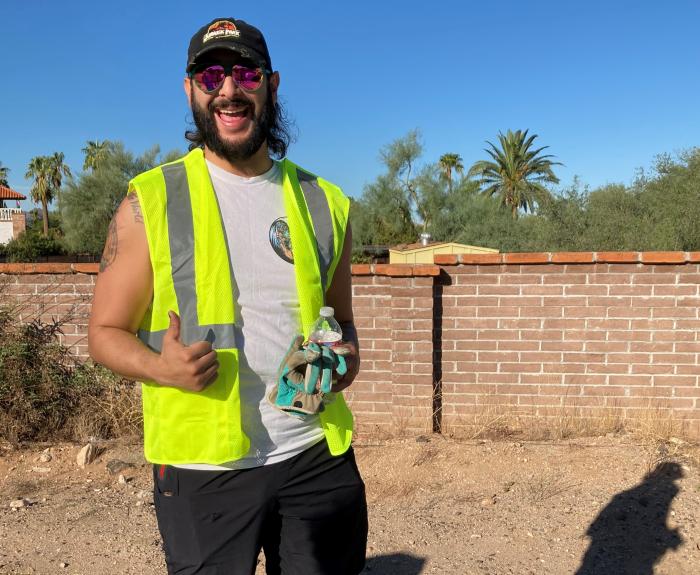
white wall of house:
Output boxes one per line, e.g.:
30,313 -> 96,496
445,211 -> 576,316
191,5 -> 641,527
0,220 -> 13,245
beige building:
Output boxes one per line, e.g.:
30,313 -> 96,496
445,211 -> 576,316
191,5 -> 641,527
390,235 -> 498,264
0,186 -> 27,245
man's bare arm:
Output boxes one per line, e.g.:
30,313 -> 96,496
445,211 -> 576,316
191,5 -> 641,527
88,193 -> 218,391
326,224 -> 359,392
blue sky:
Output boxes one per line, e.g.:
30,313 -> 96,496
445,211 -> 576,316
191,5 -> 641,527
2,0 -> 699,212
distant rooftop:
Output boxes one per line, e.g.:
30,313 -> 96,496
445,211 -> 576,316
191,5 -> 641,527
0,185 -> 26,201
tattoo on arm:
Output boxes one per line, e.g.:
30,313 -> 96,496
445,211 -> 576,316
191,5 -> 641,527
99,216 -> 118,272
127,192 -> 143,223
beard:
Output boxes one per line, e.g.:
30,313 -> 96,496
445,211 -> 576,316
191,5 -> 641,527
190,89 -> 272,163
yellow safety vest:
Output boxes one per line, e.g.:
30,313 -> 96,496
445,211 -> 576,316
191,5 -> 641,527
129,148 -> 353,464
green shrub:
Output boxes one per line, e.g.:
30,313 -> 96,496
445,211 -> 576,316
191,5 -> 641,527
0,292 -> 141,443
2,230 -> 66,262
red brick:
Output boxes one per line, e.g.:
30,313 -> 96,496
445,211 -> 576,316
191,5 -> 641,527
520,307 -> 564,318
444,285 -> 479,296
411,265 -> 441,276
655,331 -> 695,342
477,373 -> 519,384
634,273 -> 676,285
477,306 -> 521,318
595,252 -> 640,263
434,255 -> 458,265
641,252 -> 687,264
373,264 -> 414,277
500,363 -> 541,373
455,274 -> 498,285
458,253 -> 503,265
499,340 -> 540,351
652,307 -> 697,319
586,363 -> 629,374
627,386 -> 673,398
654,376 -> 698,387
503,253 -> 550,264
71,264 -> 99,274
501,274 -> 545,285
631,364 -> 675,375
520,285 -> 564,295
543,363 -> 585,374
582,385 -> 628,396
518,396 -> 563,406
551,252 -> 595,264
543,274 -> 588,285
564,374 -> 607,386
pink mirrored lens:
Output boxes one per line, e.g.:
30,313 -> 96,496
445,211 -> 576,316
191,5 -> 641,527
232,66 -> 263,90
195,65 -> 226,92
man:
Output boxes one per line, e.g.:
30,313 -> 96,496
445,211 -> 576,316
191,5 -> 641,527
88,17 -> 367,575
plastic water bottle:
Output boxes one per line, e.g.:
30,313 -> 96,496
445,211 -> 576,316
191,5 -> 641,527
309,307 -> 343,347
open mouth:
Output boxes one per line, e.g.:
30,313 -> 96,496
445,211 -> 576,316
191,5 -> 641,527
214,102 -> 252,129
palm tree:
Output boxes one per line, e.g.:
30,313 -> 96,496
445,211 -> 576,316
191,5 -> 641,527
82,140 -> 109,171
0,162 -> 9,187
468,129 -> 561,218
438,153 -> 464,193
25,153 -> 71,236
47,152 -> 72,200
26,156 -> 52,236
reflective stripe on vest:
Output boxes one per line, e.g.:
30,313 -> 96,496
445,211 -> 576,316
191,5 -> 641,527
297,169 -> 334,295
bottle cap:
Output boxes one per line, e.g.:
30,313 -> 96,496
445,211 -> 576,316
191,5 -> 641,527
319,306 -> 335,318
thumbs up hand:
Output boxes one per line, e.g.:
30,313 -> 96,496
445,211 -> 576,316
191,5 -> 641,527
155,311 -> 219,391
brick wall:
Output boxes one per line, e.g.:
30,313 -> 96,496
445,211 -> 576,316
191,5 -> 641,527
0,264 -> 96,358
434,252 -> 700,436
2,253 -> 700,436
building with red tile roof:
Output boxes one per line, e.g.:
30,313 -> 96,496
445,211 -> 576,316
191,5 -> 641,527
0,185 -> 27,245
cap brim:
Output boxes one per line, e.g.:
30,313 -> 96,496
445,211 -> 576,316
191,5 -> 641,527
187,43 -> 267,71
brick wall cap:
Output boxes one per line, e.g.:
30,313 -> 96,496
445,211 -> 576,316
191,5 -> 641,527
0,263 -> 99,274
350,263 -> 440,277
431,251 -> 694,267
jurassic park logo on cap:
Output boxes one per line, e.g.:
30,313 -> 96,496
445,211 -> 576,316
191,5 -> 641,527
203,20 -> 241,44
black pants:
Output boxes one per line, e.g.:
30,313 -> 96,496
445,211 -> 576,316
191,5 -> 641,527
153,440 -> 368,575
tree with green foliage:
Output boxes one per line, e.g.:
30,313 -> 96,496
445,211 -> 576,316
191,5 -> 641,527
60,143 -> 183,255
47,152 -> 72,203
0,162 -> 9,187
25,153 -> 71,237
25,156 -> 52,237
82,140 -> 110,172
468,129 -> 561,218
438,153 -> 464,193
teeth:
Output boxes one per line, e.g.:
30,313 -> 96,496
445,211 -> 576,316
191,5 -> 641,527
218,107 -> 247,116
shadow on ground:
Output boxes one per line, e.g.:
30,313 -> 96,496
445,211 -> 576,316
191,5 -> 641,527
363,553 -> 426,574
575,461 -> 683,575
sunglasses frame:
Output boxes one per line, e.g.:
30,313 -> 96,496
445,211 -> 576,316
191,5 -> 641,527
189,62 -> 271,94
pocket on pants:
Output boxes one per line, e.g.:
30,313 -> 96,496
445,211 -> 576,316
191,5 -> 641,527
154,464 -> 179,497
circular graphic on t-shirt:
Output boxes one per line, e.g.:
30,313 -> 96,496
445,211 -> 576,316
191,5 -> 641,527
269,217 -> 294,264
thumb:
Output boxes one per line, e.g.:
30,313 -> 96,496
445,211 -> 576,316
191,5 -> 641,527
165,310 -> 181,344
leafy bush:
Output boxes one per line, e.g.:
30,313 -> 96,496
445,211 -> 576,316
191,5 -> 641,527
0,291 -> 141,443
2,229 -> 65,262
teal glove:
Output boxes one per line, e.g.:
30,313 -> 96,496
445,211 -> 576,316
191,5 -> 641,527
268,335 -> 349,418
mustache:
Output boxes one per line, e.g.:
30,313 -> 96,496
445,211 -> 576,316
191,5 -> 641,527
210,96 -> 252,112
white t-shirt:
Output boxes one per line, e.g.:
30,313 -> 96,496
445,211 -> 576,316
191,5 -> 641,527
175,159 -> 324,470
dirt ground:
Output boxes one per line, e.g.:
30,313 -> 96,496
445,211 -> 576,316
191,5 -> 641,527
1,434 -> 700,575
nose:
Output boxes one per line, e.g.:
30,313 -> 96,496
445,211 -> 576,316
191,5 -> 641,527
216,74 -> 241,100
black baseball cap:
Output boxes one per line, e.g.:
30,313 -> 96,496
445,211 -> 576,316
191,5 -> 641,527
186,18 -> 272,72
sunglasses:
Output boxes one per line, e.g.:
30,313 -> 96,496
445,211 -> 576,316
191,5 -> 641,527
189,63 -> 269,93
